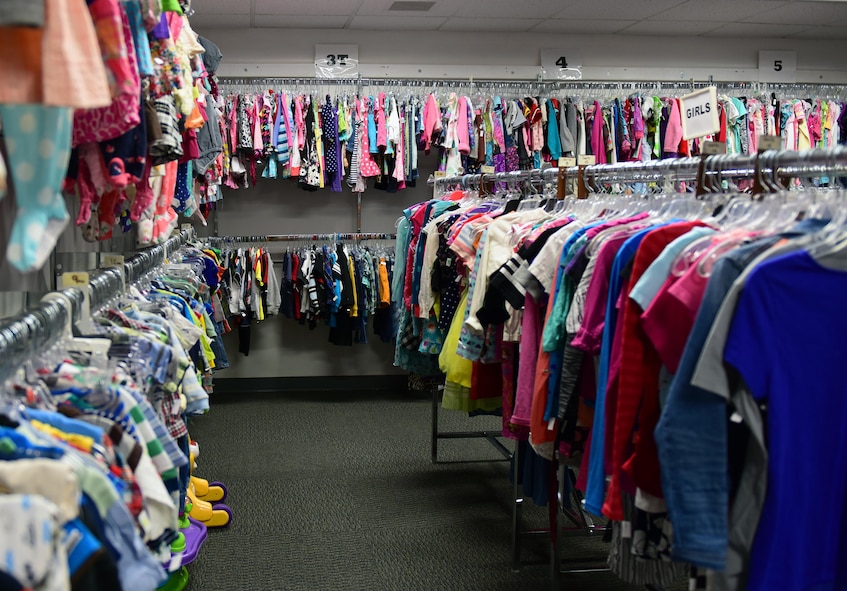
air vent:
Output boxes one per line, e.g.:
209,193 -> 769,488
388,1 -> 436,11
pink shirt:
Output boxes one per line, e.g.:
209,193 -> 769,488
376,92 -> 388,151
640,261 -> 709,374
663,99 -> 684,154
511,291 -> 548,427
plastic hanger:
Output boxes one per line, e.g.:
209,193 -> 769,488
39,292 -> 111,358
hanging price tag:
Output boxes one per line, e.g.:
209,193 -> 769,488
480,165 -> 496,174
578,155 -> 596,166
758,135 -> 782,151
558,157 -> 577,168
61,272 -> 89,288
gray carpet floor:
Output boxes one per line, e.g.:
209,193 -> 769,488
183,390 -> 689,591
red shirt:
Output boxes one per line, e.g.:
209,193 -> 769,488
602,221 -> 709,521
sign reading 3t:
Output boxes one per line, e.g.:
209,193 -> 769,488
315,44 -> 359,79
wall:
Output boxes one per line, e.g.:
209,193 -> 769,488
197,28 -> 847,83
204,152 -> 441,380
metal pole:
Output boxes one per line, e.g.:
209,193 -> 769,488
431,385 -> 439,464
356,192 -> 363,234
512,441 -> 524,571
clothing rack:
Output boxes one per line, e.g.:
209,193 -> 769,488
430,146 -> 847,202
0,229 -> 196,383
217,76 -> 847,99
208,232 -> 397,244
420,145 -> 847,589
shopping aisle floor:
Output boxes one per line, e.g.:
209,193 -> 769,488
185,390 -> 688,591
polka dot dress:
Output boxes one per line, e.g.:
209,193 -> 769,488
0,104 -> 73,271
322,97 -> 338,174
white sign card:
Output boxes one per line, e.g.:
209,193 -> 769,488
541,48 -> 583,81
758,51 -> 797,83
315,44 -> 359,79
680,86 -> 720,141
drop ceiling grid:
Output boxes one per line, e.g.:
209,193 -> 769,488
188,0 -> 847,38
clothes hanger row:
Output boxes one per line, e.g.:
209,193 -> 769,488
216,76 -> 847,101
208,233 -> 397,244
0,228 -> 197,384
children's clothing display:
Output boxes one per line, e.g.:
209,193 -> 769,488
4,2 -> 847,589
0,235 -> 232,591
0,0 -> 224,272
397,148 -> 847,590
214,240 -> 396,353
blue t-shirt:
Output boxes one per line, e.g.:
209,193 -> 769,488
723,249 -> 847,591
583,225 -> 661,516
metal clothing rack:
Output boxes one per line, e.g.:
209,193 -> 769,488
542,145 -> 847,590
217,76 -> 847,99
429,145 -> 847,201
422,145 -> 847,589
207,232 -> 396,244
0,229 -> 196,383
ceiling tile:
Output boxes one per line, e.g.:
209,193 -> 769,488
253,15 -> 350,28
552,0 -> 688,21
452,0 -> 567,19
348,15 -> 448,29
788,25 -> 847,39
740,1 -> 847,25
620,19 -> 726,35
254,0 -> 361,15
439,17 -> 542,31
532,19 -> 636,34
357,0 -> 459,17
657,0 -> 790,21
704,22 -> 811,37
190,0 -> 249,15
187,13 -> 251,28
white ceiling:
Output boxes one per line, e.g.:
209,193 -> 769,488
190,0 -> 847,39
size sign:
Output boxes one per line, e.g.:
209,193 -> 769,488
480,165 -> 495,174
541,48 -> 583,81
701,141 -> 726,155
758,51 -> 797,83
680,86 -> 720,141
758,134 -> 782,151
558,157 -> 577,168
102,254 -> 124,267
61,272 -> 89,288
578,155 -> 596,166
315,44 -> 359,79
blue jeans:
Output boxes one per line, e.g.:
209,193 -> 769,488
211,321 -> 230,370
654,252 -> 752,570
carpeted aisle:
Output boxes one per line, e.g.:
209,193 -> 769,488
183,390 -> 687,591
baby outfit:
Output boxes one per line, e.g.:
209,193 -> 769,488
0,105 -> 74,271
